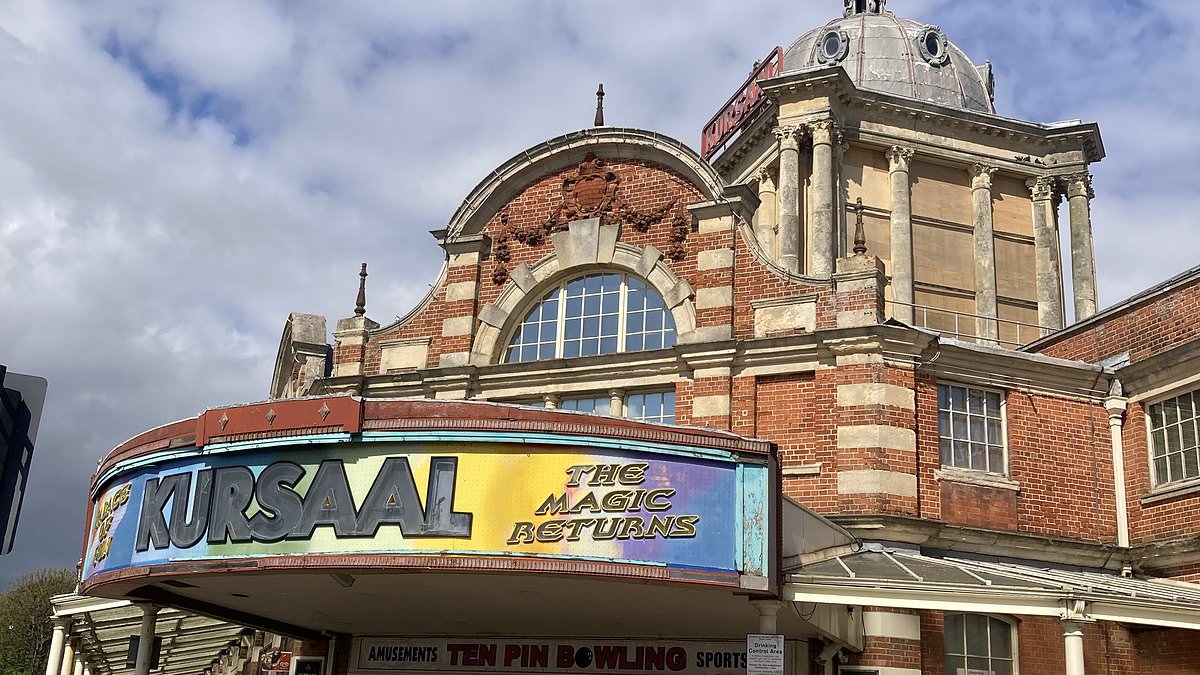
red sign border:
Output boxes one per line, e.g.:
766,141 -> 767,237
700,47 -> 784,160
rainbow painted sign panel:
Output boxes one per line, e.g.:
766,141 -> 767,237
83,439 -> 769,582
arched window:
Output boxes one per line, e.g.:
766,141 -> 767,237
504,272 -> 677,363
944,614 -> 1016,675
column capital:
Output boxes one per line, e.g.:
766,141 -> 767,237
772,124 -> 803,150
51,617 -> 72,629
806,117 -> 839,145
542,393 -> 560,409
886,146 -> 914,172
757,166 -> 776,192
1026,175 -> 1058,201
1065,171 -> 1094,199
969,163 -> 997,190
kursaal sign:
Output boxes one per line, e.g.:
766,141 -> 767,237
83,441 -> 769,581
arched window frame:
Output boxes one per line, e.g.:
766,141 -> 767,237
943,613 -> 1019,675
502,271 -> 678,364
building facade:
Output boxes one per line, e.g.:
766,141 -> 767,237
74,2 -> 1200,675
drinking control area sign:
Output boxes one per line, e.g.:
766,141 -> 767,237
83,440 -> 771,582
354,638 -> 763,675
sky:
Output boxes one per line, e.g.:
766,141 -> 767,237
1,0 -> 1197,584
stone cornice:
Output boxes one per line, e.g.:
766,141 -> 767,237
926,337 -> 1109,401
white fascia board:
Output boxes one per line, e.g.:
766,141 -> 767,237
1089,603 -> 1200,631
785,583 -> 1064,617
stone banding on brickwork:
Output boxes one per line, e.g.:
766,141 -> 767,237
836,383 -> 915,410
697,248 -> 734,270
836,469 -> 918,498
836,425 -> 917,453
862,611 -> 921,640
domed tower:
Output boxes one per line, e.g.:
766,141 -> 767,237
703,0 -> 1104,344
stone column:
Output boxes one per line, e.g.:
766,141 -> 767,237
1066,172 -> 1098,321
970,163 -> 999,345
751,600 -> 781,634
608,389 -> 624,417
58,639 -> 75,675
1027,177 -> 1065,332
72,655 -> 84,675
134,604 -> 160,675
45,620 -> 69,675
887,146 -> 915,323
1062,621 -> 1086,675
755,166 -> 778,260
773,126 -> 803,273
808,118 -> 838,277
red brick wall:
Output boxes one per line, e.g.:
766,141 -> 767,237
1035,276 -> 1200,365
364,158 -> 711,370
916,374 -> 1118,542
918,612 -> 1141,674
1121,399 -> 1200,547
756,372 -> 838,514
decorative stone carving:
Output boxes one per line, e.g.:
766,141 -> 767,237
490,152 -> 687,285
772,124 -> 804,150
807,118 -> 839,146
1065,172 -> 1094,200
1027,176 -> 1057,201
886,146 -> 914,173
969,163 -> 997,191
550,152 -> 621,224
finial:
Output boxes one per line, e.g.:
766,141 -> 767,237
852,198 -> 867,254
594,83 -> 605,127
844,0 -> 886,17
354,262 -> 367,316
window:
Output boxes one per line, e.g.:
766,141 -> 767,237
944,614 -> 1016,675
626,391 -> 676,424
518,391 -> 676,424
504,273 -> 677,363
937,384 -> 1005,474
1149,390 -> 1200,486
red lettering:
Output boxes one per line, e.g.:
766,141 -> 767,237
594,646 -> 621,669
479,644 -> 496,667
504,645 -> 521,667
557,646 -> 574,668
701,47 -> 784,158
446,644 -> 467,667
529,645 -> 549,669
666,648 -> 686,672
645,647 -> 665,671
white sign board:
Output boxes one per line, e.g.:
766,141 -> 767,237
354,638 -> 750,675
745,635 -> 783,675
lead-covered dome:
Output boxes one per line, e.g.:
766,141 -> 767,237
784,0 -> 995,114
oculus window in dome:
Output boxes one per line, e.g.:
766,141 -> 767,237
817,29 -> 850,65
504,272 -> 677,364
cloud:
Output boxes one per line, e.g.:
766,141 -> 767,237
1,0 -> 1197,581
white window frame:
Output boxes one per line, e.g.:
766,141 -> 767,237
943,612 -> 1020,675
502,272 -> 676,364
1144,386 -> 1200,489
936,382 -> 1009,476
512,389 -> 676,425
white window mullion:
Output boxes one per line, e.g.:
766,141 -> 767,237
617,274 -> 629,354
554,281 -> 568,358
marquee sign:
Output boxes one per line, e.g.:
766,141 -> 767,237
353,638 -> 773,675
700,47 -> 784,160
83,438 -> 771,584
